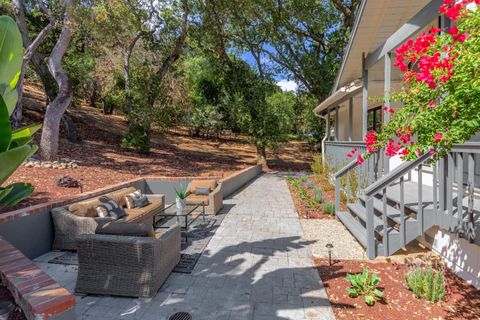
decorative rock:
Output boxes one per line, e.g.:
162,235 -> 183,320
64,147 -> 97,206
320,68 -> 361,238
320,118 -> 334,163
56,176 -> 81,188
23,157 -> 80,169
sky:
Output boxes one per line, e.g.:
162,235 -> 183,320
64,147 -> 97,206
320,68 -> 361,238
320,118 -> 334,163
241,51 -> 299,93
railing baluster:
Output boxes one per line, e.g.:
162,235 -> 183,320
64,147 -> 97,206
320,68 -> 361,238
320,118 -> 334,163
382,187 -> 388,255
467,153 -> 474,223
457,152 -> 464,226
400,176 -> 405,248
447,153 -> 454,221
346,172 -> 351,202
439,156 -> 446,213
418,163 -> 423,234
365,195 -> 375,259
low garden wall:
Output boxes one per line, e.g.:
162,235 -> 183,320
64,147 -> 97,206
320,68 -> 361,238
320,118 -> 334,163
0,165 -> 262,259
221,164 -> 262,197
0,237 -> 75,320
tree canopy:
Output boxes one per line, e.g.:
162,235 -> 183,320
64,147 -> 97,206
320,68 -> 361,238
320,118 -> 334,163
2,0 -> 359,165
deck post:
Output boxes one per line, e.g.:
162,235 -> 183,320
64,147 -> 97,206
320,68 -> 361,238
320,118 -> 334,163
348,97 -> 353,141
335,106 -> 339,140
326,108 -> 331,141
365,195 -> 375,259
362,53 -> 369,137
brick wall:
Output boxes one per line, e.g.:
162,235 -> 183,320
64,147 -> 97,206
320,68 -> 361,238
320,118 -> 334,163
0,238 -> 75,320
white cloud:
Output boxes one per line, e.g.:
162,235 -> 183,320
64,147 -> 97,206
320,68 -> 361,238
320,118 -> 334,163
277,79 -> 298,93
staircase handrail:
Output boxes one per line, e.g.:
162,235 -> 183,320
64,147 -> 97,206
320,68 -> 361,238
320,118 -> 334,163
364,153 -> 432,197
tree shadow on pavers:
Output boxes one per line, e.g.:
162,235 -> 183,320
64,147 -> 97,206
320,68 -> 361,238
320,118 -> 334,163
147,236 -> 335,320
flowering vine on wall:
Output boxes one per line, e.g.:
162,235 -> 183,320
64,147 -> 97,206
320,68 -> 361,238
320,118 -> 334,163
348,0 -> 480,165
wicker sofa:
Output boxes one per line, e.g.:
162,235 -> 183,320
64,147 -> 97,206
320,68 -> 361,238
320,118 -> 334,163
51,187 -> 165,250
185,180 -> 223,215
75,224 -> 181,298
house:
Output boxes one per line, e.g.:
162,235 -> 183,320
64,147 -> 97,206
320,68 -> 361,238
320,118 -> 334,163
315,0 -> 480,288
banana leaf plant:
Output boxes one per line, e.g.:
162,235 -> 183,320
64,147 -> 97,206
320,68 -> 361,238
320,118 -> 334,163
0,16 -> 41,209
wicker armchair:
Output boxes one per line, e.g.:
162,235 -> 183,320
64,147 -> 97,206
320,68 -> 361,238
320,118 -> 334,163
185,180 -> 223,215
75,224 -> 181,298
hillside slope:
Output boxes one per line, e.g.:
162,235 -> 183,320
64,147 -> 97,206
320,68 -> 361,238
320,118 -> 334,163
4,84 -> 314,211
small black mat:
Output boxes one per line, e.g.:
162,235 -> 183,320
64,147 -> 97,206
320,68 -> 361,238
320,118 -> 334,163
48,214 -> 224,274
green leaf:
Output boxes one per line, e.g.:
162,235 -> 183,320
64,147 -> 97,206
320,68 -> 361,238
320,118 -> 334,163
10,123 -> 42,148
0,182 -> 33,207
364,295 -> 375,306
2,88 -> 18,115
0,144 -> 38,186
371,273 -> 380,286
0,95 -> 11,152
0,186 -> 12,202
0,16 -> 23,95
346,287 -> 358,298
374,288 -> 384,298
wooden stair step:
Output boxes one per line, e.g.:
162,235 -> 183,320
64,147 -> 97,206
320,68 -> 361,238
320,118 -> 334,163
347,202 -> 399,236
358,194 -> 415,224
336,211 -> 368,248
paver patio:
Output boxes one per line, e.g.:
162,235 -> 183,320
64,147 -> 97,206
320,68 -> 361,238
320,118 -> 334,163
34,173 -> 335,320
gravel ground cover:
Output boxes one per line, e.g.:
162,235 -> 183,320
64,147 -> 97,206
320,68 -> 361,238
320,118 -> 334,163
301,219 -> 365,260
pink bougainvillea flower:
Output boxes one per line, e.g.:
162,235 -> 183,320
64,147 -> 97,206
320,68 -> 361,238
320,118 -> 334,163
434,133 -> 443,142
365,131 -> 378,153
428,101 -> 436,108
346,147 -> 358,158
356,154 -> 365,165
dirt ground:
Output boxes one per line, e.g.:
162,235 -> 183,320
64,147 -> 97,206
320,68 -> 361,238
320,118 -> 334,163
4,84 -> 314,212
315,258 -> 480,320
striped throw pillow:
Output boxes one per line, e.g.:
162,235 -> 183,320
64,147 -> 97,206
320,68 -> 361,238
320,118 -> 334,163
96,199 -> 126,219
124,190 -> 142,209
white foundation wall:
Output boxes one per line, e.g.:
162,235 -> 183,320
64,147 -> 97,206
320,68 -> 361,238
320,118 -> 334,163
421,227 -> 480,289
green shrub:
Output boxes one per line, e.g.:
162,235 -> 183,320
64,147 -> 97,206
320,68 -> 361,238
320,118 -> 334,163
405,267 -> 446,303
311,154 -> 324,175
287,177 -> 300,187
298,188 -> 309,200
323,203 -> 335,215
299,175 -> 308,183
306,181 -> 316,190
121,125 -> 150,153
346,268 -> 384,306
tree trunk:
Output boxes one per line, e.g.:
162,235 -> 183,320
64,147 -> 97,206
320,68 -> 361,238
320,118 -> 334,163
39,0 -> 74,161
12,0 -> 56,129
256,145 -> 268,169
62,111 -> 81,143
124,31 -> 142,115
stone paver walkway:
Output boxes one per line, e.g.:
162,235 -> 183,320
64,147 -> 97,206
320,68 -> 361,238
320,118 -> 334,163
34,173 -> 335,320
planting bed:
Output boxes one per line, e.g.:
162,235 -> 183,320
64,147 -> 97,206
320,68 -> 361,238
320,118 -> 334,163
287,173 -> 338,219
315,258 -> 480,320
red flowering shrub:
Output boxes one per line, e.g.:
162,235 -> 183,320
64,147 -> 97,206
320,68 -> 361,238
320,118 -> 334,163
349,0 -> 480,162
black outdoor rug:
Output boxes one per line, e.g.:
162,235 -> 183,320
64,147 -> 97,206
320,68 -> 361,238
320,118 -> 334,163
48,214 -> 224,274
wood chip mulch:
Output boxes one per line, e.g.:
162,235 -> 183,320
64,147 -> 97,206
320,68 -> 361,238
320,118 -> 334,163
315,258 -> 480,320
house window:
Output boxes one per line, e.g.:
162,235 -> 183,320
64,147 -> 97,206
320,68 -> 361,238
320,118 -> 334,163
367,106 -> 382,132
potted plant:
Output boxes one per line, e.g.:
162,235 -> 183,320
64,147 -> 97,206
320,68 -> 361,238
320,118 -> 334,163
174,185 -> 187,209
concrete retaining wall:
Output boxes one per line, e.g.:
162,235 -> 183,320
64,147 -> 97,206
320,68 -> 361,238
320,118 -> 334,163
221,165 -> 263,198
0,166 -> 261,259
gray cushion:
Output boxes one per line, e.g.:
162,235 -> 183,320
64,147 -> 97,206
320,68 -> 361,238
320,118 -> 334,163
134,195 -> 149,208
195,187 -> 211,195
98,197 -> 126,219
